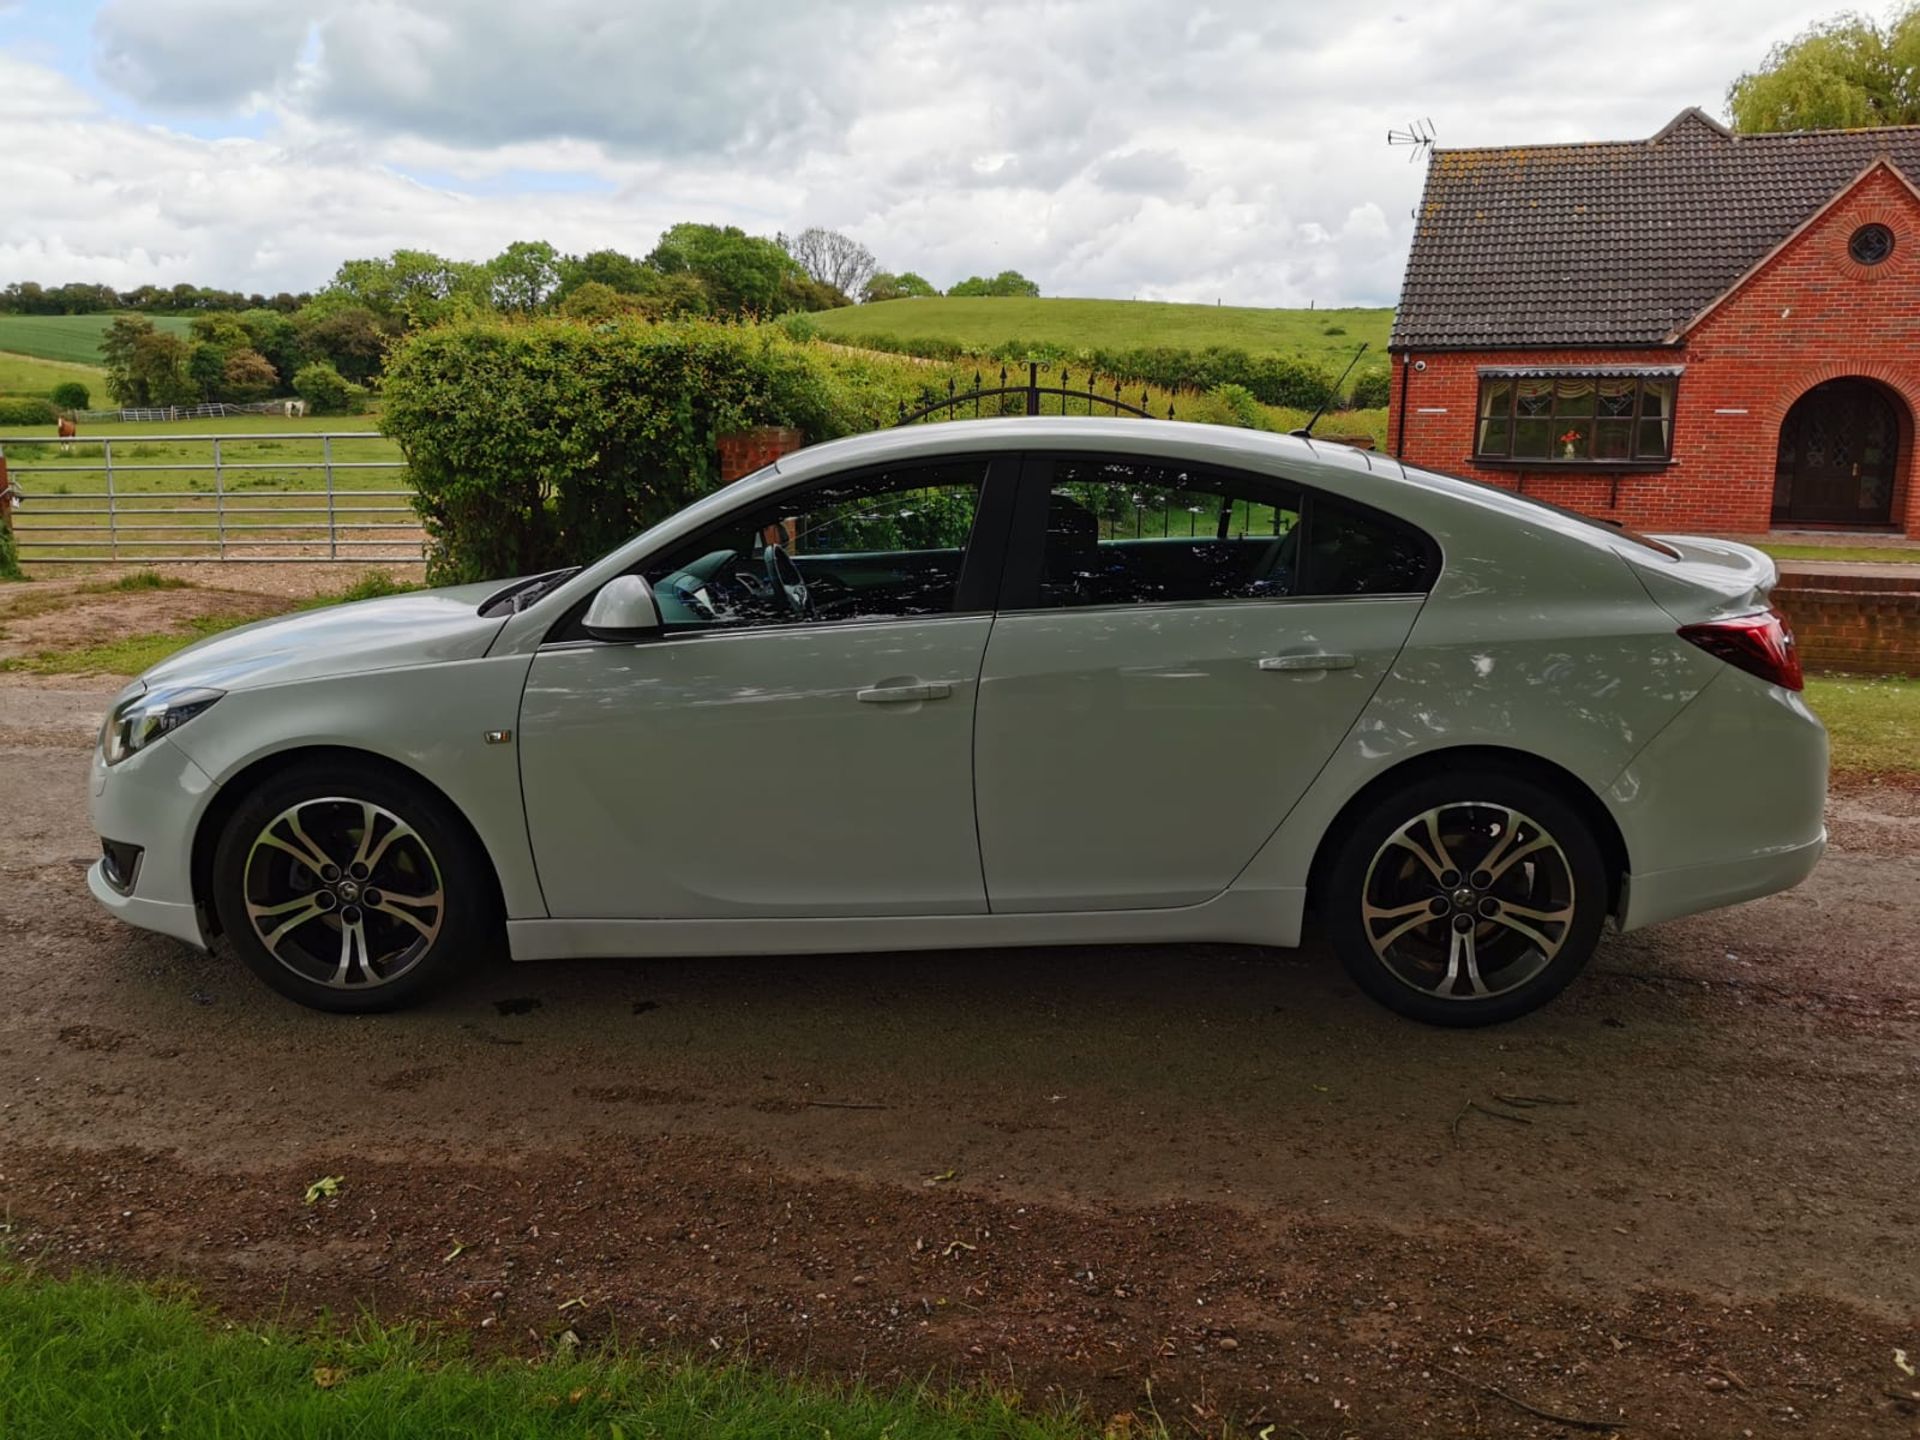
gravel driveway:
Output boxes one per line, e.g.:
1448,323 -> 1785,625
3,672 -> 1917,1437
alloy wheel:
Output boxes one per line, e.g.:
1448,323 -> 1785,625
1360,802 -> 1577,1001
241,797 -> 445,990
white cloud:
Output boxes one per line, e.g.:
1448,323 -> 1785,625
0,0 -> 1830,302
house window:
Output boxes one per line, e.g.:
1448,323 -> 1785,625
1475,375 -> 1676,463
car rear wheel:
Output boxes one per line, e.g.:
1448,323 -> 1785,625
1324,770 -> 1608,1026
210,761 -> 496,1013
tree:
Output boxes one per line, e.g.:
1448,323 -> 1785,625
863,270 -> 938,302
221,348 -> 279,401
557,248 -> 653,298
558,280 -> 630,321
132,330 -> 199,406
50,381 -> 90,411
100,315 -> 154,403
488,240 -> 564,314
293,361 -> 365,415
946,270 -> 1041,298
783,227 -> 878,298
646,223 -> 806,317
296,305 -> 392,385
1729,5 -> 1920,131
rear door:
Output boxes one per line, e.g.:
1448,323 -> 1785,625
973,453 -> 1434,913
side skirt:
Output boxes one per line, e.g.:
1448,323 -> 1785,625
506,887 -> 1306,961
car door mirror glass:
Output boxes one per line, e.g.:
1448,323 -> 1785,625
582,575 -> 661,640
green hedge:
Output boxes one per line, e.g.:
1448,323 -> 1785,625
382,318 -> 942,583
0,397 -> 58,426
784,322 -> 1374,411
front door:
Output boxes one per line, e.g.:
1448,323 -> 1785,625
973,455 -> 1433,913
518,456 -> 1011,920
1773,380 -> 1900,526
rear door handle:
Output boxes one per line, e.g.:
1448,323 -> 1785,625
857,682 -> 953,704
1258,653 -> 1356,673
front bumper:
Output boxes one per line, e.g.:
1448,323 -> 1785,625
87,733 -> 218,950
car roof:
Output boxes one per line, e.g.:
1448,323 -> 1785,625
771,417 -> 1648,559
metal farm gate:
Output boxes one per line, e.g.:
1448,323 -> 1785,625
0,431 -> 422,564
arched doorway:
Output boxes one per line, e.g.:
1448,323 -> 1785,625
1772,379 -> 1901,526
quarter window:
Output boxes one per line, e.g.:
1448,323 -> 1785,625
1475,375 -> 1675,462
639,461 -> 985,632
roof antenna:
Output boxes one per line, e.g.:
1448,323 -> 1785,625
1387,117 -> 1436,163
1293,341 -> 1370,440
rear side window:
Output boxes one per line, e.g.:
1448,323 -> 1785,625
1021,456 -> 1434,609
1307,494 -> 1435,595
1037,459 -> 1304,607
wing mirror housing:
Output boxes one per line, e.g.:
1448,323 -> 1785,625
582,575 -> 661,641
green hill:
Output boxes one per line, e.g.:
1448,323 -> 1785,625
0,350 -> 106,399
0,312 -> 192,367
806,297 -> 1393,367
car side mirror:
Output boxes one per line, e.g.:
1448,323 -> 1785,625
582,575 -> 660,641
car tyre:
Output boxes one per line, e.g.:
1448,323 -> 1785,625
210,760 -> 498,1013
1324,769 -> 1608,1027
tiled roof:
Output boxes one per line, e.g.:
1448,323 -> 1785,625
1391,107 -> 1920,349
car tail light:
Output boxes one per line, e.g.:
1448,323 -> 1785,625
1678,609 -> 1803,691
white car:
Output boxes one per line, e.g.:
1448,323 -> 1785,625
88,418 -> 1826,1025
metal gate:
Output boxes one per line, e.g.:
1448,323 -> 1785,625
0,431 -> 421,564
896,361 -> 1171,425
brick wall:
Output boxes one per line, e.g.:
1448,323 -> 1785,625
1389,163 -> 1920,539
1775,572 -> 1920,676
717,426 -> 805,483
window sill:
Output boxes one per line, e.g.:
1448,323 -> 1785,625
1469,457 -> 1675,473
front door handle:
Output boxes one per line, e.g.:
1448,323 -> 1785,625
857,681 -> 954,704
1258,653 -> 1356,673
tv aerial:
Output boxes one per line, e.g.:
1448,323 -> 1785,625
1388,117 -> 1437,162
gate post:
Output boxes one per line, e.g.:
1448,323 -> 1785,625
1025,362 -> 1041,416
717,426 -> 805,483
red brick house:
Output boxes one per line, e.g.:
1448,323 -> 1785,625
1387,107 -> 1920,538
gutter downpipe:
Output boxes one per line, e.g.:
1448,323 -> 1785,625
1394,350 -> 1412,458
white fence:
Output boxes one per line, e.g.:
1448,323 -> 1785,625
0,431 -> 422,564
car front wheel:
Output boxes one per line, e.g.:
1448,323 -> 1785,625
210,761 -> 496,1013
1324,770 -> 1609,1026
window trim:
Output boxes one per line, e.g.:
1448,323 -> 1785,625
995,451 -> 1439,613
545,452 -> 1021,645
1473,371 -> 1680,466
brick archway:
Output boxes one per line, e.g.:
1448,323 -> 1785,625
1764,368 -> 1916,530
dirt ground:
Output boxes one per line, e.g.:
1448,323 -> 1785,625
1,593 -> 1917,1437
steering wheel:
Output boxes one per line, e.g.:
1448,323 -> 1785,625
763,543 -> 812,619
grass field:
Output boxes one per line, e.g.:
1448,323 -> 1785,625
808,297 -> 1394,367
0,311 -> 192,366
0,349 -> 106,399
0,1263 -> 1100,1440
2,414 -> 409,563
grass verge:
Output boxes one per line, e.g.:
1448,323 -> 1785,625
1757,543 -> 1920,565
1804,674 -> 1920,777
0,1263 -> 1101,1440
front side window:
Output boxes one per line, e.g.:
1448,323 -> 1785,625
1476,375 -> 1676,463
640,461 -> 985,632
1031,458 -> 1433,608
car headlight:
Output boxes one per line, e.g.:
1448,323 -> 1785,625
101,685 -> 225,766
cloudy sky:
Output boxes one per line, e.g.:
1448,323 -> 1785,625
1,0 -> 1825,306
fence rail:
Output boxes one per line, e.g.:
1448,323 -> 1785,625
0,431 -> 422,564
